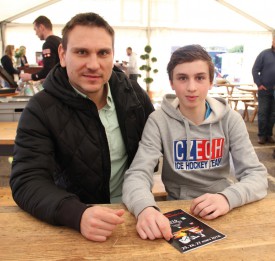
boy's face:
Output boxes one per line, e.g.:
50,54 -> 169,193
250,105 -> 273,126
170,60 -> 212,112
59,25 -> 114,99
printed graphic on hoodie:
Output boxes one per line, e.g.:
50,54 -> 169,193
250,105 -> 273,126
173,138 -> 224,170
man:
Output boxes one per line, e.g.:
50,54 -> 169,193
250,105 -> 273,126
252,36 -> 275,144
10,12 -> 154,242
125,47 -> 139,81
20,16 -> 61,82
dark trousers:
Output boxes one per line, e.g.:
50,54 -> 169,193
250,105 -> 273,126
129,74 -> 138,82
258,93 -> 275,137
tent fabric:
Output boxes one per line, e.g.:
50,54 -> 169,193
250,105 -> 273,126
0,0 -> 274,92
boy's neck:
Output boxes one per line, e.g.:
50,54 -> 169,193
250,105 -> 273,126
179,102 -> 206,125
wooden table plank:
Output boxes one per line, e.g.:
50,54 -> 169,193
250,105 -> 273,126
0,121 -> 18,145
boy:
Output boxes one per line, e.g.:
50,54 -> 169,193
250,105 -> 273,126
122,44 -> 268,241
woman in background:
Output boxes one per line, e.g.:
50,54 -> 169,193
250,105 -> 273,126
1,45 -> 20,81
19,46 -> 29,67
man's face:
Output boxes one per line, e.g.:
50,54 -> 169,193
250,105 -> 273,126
59,25 -> 114,99
170,60 -> 212,112
34,23 -> 44,40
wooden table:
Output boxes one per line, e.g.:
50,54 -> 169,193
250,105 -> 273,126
1,191 -> 274,260
18,66 -> 43,74
236,86 -> 258,102
215,83 -> 254,96
0,121 -> 18,156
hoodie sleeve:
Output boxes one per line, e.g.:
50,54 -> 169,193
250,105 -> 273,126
219,111 -> 268,209
122,114 -> 162,217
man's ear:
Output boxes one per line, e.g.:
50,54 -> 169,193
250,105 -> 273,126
58,44 -> 66,67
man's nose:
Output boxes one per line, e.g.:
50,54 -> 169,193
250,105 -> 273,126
87,54 -> 100,70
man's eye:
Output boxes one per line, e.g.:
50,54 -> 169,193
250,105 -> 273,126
77,50 -> 87,55
179,76 -> 187,81
99,50 -> 110,56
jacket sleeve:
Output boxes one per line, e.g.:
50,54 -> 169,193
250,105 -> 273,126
1,55 -> 20,76
31,41 -> 59,81
10,96 -> 88,231
122,114 -> 161,217
219,111 -> 268,209
252,52 -> 263,87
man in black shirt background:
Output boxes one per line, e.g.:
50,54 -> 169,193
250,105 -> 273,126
20,16 -> 61,82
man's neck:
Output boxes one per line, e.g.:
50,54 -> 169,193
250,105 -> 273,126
44,31 -> 53,40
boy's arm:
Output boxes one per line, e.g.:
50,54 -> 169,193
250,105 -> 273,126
122,115 -> 162,217
219,112 -> 268,210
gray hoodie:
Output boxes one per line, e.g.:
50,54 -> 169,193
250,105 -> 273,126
122,94 -> 268,218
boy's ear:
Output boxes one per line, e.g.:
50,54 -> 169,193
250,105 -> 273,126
209,82 -> 213,90
170,80 -> 175,90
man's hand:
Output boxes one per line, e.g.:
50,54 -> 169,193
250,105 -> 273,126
190,193 -> 230,220
258,85 -> 267,91
80,206 -> 125,242
136,207 -> 173,241
20,73 -> 32,82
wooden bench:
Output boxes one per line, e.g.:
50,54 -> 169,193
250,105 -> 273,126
243,101 -> 258,122
227,95 -> 254,110
152,175 -> 167,200
0,175 -> 168,206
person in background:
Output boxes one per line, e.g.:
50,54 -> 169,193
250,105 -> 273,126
1,45 -> 20,82
19,46 -> 29,67
252,36 -> 275,144
20,16 -> 61,82
122,44 -> 268,241
10,12 -> 154,242
124,47 -> 139,81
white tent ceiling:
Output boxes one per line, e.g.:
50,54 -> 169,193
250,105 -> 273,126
1,0 -> 275,32
0,0 -> 274,90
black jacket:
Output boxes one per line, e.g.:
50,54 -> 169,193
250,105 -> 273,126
10,64 -> 154,231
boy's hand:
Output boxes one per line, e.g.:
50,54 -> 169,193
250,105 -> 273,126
190,193 -> 230,220
136,207 -> 173,241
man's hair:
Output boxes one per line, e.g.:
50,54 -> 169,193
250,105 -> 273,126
127,47 -> 132,51
61,12 -> 115,50
167,44 -> 214,83
33,16 -> 53,30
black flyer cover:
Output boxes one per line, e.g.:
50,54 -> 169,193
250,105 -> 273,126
164,209 -> 226,253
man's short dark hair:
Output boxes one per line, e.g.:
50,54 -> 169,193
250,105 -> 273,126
61,12 -> 115,50
167,44 -> 214,83
33,16 -> 53,30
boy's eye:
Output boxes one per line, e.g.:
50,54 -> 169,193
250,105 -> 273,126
197,76 -> 205,80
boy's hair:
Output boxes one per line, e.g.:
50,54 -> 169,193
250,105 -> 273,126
167,44 -> 214,83
61,12 -> 115,50
33,16 -> 53,30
